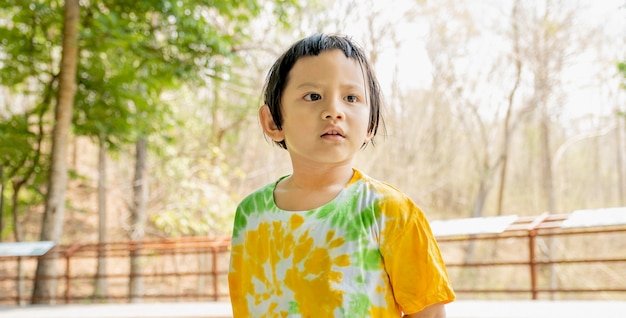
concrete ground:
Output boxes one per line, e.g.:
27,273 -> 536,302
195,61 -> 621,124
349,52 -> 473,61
1,300 -> 625,318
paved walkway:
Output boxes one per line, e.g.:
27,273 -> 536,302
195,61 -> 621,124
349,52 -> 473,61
1,300 -> 625,318
446,300 -> 625,318
0,302 -> 230,318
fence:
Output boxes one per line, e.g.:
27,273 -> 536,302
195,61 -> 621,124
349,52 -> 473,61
0,236 -> 232,305
1,210 -> 625,305
436,211 -> 626,300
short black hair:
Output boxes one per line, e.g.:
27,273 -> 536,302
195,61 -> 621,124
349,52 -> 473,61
262,33 -> 384,149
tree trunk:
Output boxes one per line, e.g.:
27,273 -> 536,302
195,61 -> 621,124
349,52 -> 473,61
464,178 -> 489,264
94,137 -> 107,300
129,137 -> 148,303
616,112 -> 625,206
540,108 -> 558,299
32,0 -> 80,304
496,0 -> 522,217
11,181 -> 24,305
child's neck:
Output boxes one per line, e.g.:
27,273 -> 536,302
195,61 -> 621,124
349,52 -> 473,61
288,164 -> 354,190
273,164 -> 354,211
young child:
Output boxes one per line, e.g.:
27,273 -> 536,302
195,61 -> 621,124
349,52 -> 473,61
228,33 -> 455,317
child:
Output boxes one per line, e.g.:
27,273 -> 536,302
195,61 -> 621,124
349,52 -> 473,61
228,33 -> 455,317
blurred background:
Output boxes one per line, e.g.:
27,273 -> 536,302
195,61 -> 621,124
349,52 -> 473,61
0,0 -> 625,308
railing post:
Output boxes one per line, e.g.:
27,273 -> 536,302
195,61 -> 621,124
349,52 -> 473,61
64,244 -> 80,304
528,230 -> 538,300
65,250 -> 71,304
16,256 -> 22,306
212,246 -> 218,301
526,212 -> 549,300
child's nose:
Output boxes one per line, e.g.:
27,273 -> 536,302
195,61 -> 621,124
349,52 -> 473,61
322,97 -> 345,120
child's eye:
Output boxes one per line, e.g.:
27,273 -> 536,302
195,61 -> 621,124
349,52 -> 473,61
304,93 -> 322,101
345,95 -> 358,103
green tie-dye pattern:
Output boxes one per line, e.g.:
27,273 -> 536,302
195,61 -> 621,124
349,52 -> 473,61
345,203 -> 377,241
228,170 -> 443,316
315,186 -> 378,243
233,185 -> 275,238
346,293 -> 372,317
316,200 -> 339,220
232,207 -> 248,239
288,301 -> 300,314
355,274 -> 365,284
354,248 -> 383,270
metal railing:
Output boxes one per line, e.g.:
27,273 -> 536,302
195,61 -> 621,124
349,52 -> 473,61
1,212 -> 625,305
439,212 -> 626,299
0,236 -> 232,305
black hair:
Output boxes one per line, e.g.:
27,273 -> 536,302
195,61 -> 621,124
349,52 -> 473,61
262,33 -> 384,149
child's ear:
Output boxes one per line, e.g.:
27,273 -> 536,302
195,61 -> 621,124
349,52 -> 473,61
259,105 -> 285,143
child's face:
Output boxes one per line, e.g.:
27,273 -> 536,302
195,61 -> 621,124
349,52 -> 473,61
277,49 -> 372,166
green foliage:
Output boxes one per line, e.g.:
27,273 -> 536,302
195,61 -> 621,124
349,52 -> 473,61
0,180 -> 46,240
71,0 -> 300,147
0,117 -> 37,168
150,144 -> 243,236
0,0 -> 301,239
0,112 -> 48,240
0,1 -> 60,239
0,0 -> 62,88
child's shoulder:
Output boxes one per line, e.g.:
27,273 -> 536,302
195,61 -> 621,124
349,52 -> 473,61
237,175 -> 287,210
355,168 -> 413,202
355,169 -> 427,219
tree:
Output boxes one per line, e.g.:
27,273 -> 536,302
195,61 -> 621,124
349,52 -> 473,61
0,1 -> 60,242
1,0 -> 300,303
70,0 -> 300,302
32,0 -> 80,304
0,2 -> 59,303
0,111 -> 48,304
129,137 -> 147,302
516,0 -> 590,297
495,0 -> 524,217
617,61 -> 626,205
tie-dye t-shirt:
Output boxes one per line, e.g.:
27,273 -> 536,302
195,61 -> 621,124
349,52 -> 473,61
228,169 -> 455,317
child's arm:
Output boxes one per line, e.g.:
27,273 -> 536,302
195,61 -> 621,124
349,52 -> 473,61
404,302 -> 446,318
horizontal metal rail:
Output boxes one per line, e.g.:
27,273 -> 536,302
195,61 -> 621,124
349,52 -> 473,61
1,213 -> 625,304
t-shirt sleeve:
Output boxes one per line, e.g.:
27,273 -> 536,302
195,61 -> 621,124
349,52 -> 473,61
379,195 -> 456,315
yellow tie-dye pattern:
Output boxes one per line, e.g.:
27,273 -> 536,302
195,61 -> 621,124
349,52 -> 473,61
229,169 -> 455,317
228,245 -> 252,317
289,214 -> 304,230
284,228 -> 349,316
231,214 -> 351,316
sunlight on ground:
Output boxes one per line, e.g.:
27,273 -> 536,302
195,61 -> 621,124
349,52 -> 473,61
2,300 -> 626,318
